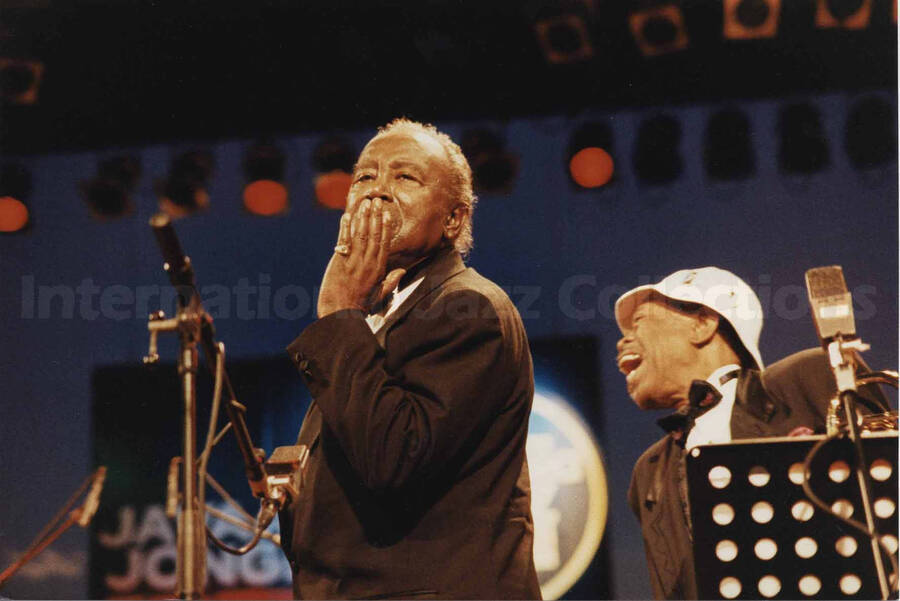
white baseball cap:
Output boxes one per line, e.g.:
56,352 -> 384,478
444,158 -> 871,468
614,267 -> 764,370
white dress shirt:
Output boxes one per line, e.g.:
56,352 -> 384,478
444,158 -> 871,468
685,363 -> 741,451
365,276 -> 426,333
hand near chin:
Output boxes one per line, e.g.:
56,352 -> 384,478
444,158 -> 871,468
317,198 -> 407,318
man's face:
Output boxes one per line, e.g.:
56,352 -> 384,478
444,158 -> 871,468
616,295 -> 699,410
349,129 -> 453,270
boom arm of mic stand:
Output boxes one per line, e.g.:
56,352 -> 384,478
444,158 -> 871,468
149,212 -> 267,497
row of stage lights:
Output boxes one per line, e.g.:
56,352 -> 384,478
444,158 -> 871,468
1,1 -> 893,107
535,0 -> 895,63
0,95 -> 894,234
567,96 -> 894,187
0,130 -> 519,233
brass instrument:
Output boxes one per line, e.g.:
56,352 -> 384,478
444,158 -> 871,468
825,370 -> 899,435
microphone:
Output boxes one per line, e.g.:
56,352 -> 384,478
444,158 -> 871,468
805,266 -> 867,393
77,467 -> 107,528
149,213 -> 188,275
149,213 -> 196,303
805,266 -> 856,342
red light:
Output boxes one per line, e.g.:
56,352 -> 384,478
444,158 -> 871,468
569,147 -> 614,188
0,196 -> 29,232
314,171 -> 352,210
243,180 -> 288,216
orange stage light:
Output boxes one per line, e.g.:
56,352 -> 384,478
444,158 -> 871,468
315,171 -> 352,210
243,179 -> 289,216
0,196 -> 29,232
569,147 -> 614,188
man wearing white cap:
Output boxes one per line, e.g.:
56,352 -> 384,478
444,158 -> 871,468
615,267 -> 848,599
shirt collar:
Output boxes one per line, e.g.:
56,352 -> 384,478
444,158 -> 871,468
386,275 -> 425,313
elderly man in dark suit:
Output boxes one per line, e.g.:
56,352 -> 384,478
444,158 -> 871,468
280,118 -> 541,600
614,267 -> 867,600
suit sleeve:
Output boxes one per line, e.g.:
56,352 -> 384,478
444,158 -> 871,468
286,290 -> 518,492
763,348 -> 889,430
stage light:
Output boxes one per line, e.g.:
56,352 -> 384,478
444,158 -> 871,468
703,108 -> 755,180
777,103 -> 829,174
0,163 -> 32,233
844,95 -> 896,169
243,141 -> 288,216
723,0 -> 781,39
158,150 -> 213,218
535,14 -> 595,64
312,136 -> 357,210
461,128 -> 518,194
629,4 -> 689,57
815,0 -> 872,29
633,114 -> 683,185
567,122 -> 615,189
314,172 -> 353,210
82,156 -> 140,219
0,58 -> 44,105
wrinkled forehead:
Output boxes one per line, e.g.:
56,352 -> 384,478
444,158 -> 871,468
358,129 -> 449,168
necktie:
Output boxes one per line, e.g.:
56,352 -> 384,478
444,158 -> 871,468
656,380 -> 725,441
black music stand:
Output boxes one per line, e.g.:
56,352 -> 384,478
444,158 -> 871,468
686,432 -> 898,599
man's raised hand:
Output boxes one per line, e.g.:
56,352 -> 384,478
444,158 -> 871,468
317,199 -> 405,318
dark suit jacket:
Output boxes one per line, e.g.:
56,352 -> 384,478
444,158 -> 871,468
627,348 -> 883,600
281,247 -> 541,600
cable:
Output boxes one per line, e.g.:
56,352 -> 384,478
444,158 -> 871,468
198,343 -> 226,513
204,500 -> 277,556
204,505 -> 280,546
193,344 -> 268,556
800,433 -> 899,592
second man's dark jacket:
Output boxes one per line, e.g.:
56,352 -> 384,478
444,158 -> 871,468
627,348 -> 884,600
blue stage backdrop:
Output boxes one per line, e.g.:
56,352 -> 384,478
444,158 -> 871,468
1,92 -> 897,599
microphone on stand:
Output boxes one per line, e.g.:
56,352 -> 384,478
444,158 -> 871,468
806,265 -> 856,343
149,213 -> 190,283
76,467 -> 107,528
804,265 -> 893,598
0,467 -> 109,588
149,213 -> 199,311
805,265 -> 867,393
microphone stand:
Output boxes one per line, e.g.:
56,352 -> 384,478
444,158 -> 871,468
144,260 -> 207,599
825,337 -> 892,599
0,467 -> 106,589
145,213 -> 307,599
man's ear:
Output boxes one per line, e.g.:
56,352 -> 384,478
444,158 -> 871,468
690,307 -> 720,346
443,203 -> 469,240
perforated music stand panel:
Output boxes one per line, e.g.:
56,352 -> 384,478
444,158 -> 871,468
686,432 -> 898,599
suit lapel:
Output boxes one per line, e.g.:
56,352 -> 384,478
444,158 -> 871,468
295,400 -> 322,449
374,247 -> 467,347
